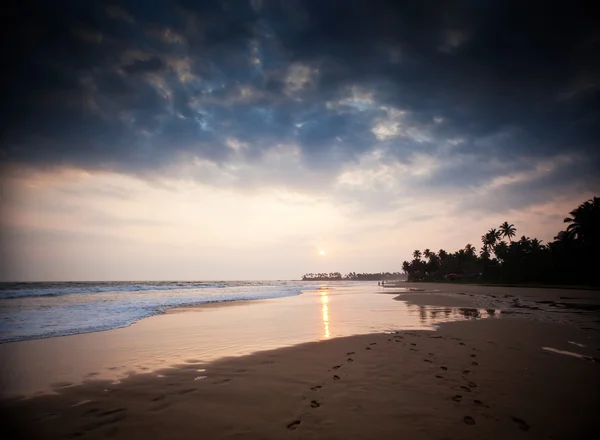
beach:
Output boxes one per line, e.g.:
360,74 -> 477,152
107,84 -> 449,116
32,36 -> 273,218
1,283 -> 599,439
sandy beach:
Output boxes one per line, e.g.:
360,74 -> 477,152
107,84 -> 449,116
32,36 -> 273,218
1,283 -> 599,439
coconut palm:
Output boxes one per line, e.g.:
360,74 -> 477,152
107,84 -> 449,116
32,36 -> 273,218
464,244 -> 476,257
530,238 -> 544,252
499,222 -> 516,242
563,197 -> 600,244
494,241 -> 509,262
481,229 -> 501,254
423,249 -> 433,261
554,230 -> 574,242
480,247 -> 491,260
413,249 -> 422,260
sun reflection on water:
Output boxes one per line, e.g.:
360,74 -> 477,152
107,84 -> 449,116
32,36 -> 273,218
320,290 -> 330,339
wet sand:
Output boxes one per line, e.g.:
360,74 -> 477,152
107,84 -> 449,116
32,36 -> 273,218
2,284 -> 600,439
0,285 -> 491,397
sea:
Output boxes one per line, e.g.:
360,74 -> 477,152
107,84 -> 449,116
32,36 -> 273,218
0,280 -> 343,344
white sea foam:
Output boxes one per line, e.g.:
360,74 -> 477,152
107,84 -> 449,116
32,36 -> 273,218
0,281 -> 354,343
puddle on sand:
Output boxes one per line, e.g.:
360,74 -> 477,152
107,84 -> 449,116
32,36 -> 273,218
406,305 -> 501,325
568,341 -> 585,348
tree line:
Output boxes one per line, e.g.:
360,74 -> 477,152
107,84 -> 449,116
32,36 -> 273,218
402,196 -> 600,286
301,272 -> 404,281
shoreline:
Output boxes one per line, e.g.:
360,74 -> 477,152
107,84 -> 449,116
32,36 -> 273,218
2,283 -> 600,439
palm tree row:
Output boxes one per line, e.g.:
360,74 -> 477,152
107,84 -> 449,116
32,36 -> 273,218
402,196 -> 600,285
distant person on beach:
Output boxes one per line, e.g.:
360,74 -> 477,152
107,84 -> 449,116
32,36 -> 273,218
381,280 -> 385,286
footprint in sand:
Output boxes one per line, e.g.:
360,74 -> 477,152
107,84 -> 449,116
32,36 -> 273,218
310,400 -> 320,408
287,420 -> 301,431
332,365 -> 342,370
37,413 -> 59,422
98,408 -> 125,417
511,416 -> 530,431
463,416 -> 476,425
369,342 -> 377,346
410,348 -> 418,352
462,370 -> 471,375
151,395 -> 166,402
310,385 -> 322,391
213,378 -> 231,384
471,361 -> 479,366
470,354 -> 477,358
347,358 -> 354,362
333,375 -> 340,380
460,386 -> 471,392
435,375 -> 444,379
441,366 -> 448,371
459,342 -> 466,346
366,347 -> 371,350
411,343 -> 417,346
178,388 -> 196,395
346,352 -> 355,355
150,402 -> 170,411
424,359 -> 433,363
452,395 -> 463,402
473,399 -> 489,408
468,381 -> 477,388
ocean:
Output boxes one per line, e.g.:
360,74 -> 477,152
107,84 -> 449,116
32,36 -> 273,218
0,280 -> 339,343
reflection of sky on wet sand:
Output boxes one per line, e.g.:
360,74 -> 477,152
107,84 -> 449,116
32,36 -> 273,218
0,285 -> 500,397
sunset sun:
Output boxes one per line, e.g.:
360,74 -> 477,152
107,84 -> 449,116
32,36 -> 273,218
319,250 -> 326,255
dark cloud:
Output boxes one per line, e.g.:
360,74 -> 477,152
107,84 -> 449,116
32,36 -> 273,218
122,56 -> 165,74
2,0 -> 599,205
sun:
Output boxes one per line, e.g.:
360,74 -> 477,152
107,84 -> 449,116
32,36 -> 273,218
319,250 -> 326,255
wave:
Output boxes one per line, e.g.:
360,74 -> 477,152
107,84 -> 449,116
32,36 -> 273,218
0,281 -> 267,299
0,284 -> 308,343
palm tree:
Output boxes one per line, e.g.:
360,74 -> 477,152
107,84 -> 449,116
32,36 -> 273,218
554,230 -> 574,242
413,249 -> 422,260
479,247 -> 491,260
402,261 -> 411,273
489,228 -> 501,243
494,241 -> 509,262
464,244 -> 476,257
481,228 -> 501,257
499,222 -> 516,242
563,197 -> 600,244
423,249 -> 433,261
530,238 -> 544,252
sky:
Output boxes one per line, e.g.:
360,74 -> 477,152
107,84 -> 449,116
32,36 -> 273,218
1,0 -> 599,281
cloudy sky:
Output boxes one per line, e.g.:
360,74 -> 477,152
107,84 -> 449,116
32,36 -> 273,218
1,0 -> 599,281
